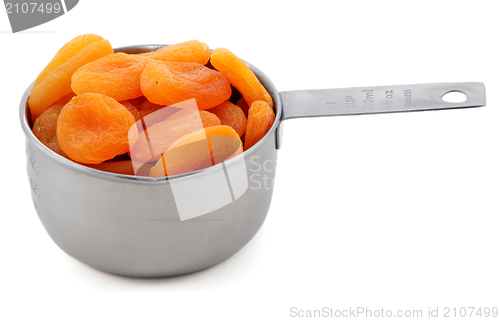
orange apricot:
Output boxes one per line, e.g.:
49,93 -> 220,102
140,60 -> 232,110
129,109 -> 221,163
209,101 -> 247,137
31,92 -> 75,156
149,125 -> 242,177
57,93 -> 136,164
244,101 -> 275,150
120,100 -> 142,121
236,97 -> 250,117
210,48 -> 273,108
29,34 -> 113,121
139,40 -> 210,65
72,53 -> 151,101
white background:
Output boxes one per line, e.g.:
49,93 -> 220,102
1,1 -> 499,320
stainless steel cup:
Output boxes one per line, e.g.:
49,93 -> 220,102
20,45 -> 486,277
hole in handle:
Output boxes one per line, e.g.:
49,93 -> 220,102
442,91 -> 467,103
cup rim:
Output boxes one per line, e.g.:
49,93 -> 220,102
20,44 -> 282,183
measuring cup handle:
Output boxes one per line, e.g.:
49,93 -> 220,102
276,82 -> 486,148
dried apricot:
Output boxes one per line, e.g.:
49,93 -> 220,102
209,101 -> 247,137
32,93 -> 75,157
210,48 -> 273,108
72,53 -> 151,101
135,100 -> 180,128
236,97 -> 250,117
140,100 -> 164,117
138,99 -> 169,117
29,34 -> 113,121
149,125 -> 242,177
57,93 -> 136,164
244,101 -> 275,150
139,40 -> 210,65
119,100 -> 142,121
86,161 -> 135,175
128,96 -> 146,109
130,109 -> 221,163
140,60 -> 232,110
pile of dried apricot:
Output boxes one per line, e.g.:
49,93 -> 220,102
29,34 -> 275,177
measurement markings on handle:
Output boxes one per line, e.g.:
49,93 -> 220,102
362,89 -> 374,110
381,89 -> 394,109
342,88 -> 400,111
